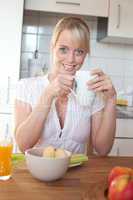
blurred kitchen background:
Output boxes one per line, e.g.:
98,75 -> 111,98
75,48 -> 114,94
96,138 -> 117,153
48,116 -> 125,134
21,11 -> 133,92
0,0 -> 133,154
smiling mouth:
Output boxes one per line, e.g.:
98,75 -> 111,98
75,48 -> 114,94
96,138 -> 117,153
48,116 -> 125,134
63,64 -> 78,72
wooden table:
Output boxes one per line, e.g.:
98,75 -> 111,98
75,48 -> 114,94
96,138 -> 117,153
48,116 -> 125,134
0,156 -> 133,200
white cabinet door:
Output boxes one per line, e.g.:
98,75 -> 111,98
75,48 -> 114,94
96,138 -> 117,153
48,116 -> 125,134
97,0 -> 133,44
116,118 -> 133,138
0,0 -> 24,86
108,0 -> 133,39
0,0 -> 24,143
0,0 -> 24,107
109,118 -> 133,156
109,139 -> 133,156
25,0 -> 108,17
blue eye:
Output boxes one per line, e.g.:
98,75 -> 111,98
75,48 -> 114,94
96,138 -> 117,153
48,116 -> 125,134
59,47 -> 68,54
75,49 -> 85,56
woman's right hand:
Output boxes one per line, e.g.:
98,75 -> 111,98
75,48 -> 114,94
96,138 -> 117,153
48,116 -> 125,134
48,70 -> 75,98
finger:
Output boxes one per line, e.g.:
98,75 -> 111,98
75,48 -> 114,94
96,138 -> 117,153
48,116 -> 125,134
59,77 -> 74,88
88,80 -> 110,90
88,80 -> 105,90
92,83 -> 112,92
60,85 -> 71,94
93,85 -> 105,92
90,68 -> 105,76
59,73 -> 75,81
87,75 -> 105,85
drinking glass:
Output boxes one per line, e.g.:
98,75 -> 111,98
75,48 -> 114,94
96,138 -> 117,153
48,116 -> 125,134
0,136 -> 13,180
70,70 -> 96,106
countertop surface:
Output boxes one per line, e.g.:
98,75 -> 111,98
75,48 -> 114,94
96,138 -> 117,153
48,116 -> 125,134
0,156 -> 133,200
117,105 -> 133,119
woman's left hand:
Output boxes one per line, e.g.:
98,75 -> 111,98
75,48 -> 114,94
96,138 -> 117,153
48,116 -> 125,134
87,68 -> 116,101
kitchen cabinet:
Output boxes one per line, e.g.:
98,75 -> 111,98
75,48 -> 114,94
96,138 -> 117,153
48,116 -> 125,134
109,119 -> 133,156
0,0 -> 24,151
97,0 -> 133,44
110,139 -> 133,156
25,0 -> 108,17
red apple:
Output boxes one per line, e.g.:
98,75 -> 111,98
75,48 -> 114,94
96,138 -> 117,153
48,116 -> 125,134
108,166 -> 133,186
121,181 -> 133,200
108,174 -> 133,200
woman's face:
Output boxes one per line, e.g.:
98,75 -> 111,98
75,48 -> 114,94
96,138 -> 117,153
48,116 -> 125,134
52,29 -> 87,74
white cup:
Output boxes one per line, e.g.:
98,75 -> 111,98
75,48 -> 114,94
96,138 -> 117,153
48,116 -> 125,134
71,70 -> 96,106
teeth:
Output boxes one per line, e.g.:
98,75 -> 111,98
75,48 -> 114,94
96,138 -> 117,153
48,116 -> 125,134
63,64 -> 75,69
64,64 -> 72,67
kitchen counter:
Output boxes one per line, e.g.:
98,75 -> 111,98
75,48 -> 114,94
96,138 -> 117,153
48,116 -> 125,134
117,105 -> 133,119
1,156 -> 133,200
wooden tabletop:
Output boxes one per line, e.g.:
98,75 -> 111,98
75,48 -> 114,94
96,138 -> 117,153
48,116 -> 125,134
0,156 -> 133,200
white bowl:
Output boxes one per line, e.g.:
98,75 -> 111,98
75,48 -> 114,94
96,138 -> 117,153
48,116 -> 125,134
25,147 -> 71,182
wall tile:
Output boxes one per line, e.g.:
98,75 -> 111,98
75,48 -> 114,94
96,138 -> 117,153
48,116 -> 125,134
124,77 -> 133,92
21,34 -> 37,52
38,53 -> 50,69
123,44 -> 133,60
39,15 -> 57,35
91,39 -> 125,59
20,69 -> 29,78
38,35 -> 51,53
86,19 -> 97,40
105,58 -> 125,76
123,60 -> 133,77
87,57 -> 108,72
20,52 -> 34,71
23,15 -> 38,34
110,76 -> 125,93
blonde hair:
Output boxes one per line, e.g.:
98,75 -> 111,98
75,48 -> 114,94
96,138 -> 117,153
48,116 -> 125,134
51,16 -> 90,53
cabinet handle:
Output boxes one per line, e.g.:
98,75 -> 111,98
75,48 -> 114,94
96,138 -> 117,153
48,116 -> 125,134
116,4 -> 121,29
56,1 -> 80,6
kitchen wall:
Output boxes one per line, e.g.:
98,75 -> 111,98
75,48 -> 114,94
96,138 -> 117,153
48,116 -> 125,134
21,10 -> 133,93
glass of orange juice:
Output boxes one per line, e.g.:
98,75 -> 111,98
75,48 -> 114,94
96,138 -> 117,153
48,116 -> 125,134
0,136 -> 13,180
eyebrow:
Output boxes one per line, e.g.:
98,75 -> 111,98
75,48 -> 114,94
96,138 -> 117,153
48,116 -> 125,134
58,44 -> 69,48
58,44 -> 85,50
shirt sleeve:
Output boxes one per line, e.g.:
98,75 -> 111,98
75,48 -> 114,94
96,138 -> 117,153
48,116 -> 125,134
91,93 -> 105,115
15,78 -> 32,105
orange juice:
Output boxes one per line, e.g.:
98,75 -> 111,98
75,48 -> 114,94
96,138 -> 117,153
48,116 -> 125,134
0,143 -> 13,180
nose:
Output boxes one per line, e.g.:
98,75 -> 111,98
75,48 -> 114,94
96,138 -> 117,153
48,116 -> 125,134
67,51 -> 75,63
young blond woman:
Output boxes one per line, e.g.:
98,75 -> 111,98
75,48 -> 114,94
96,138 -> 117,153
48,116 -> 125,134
15,16 -> 116,155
